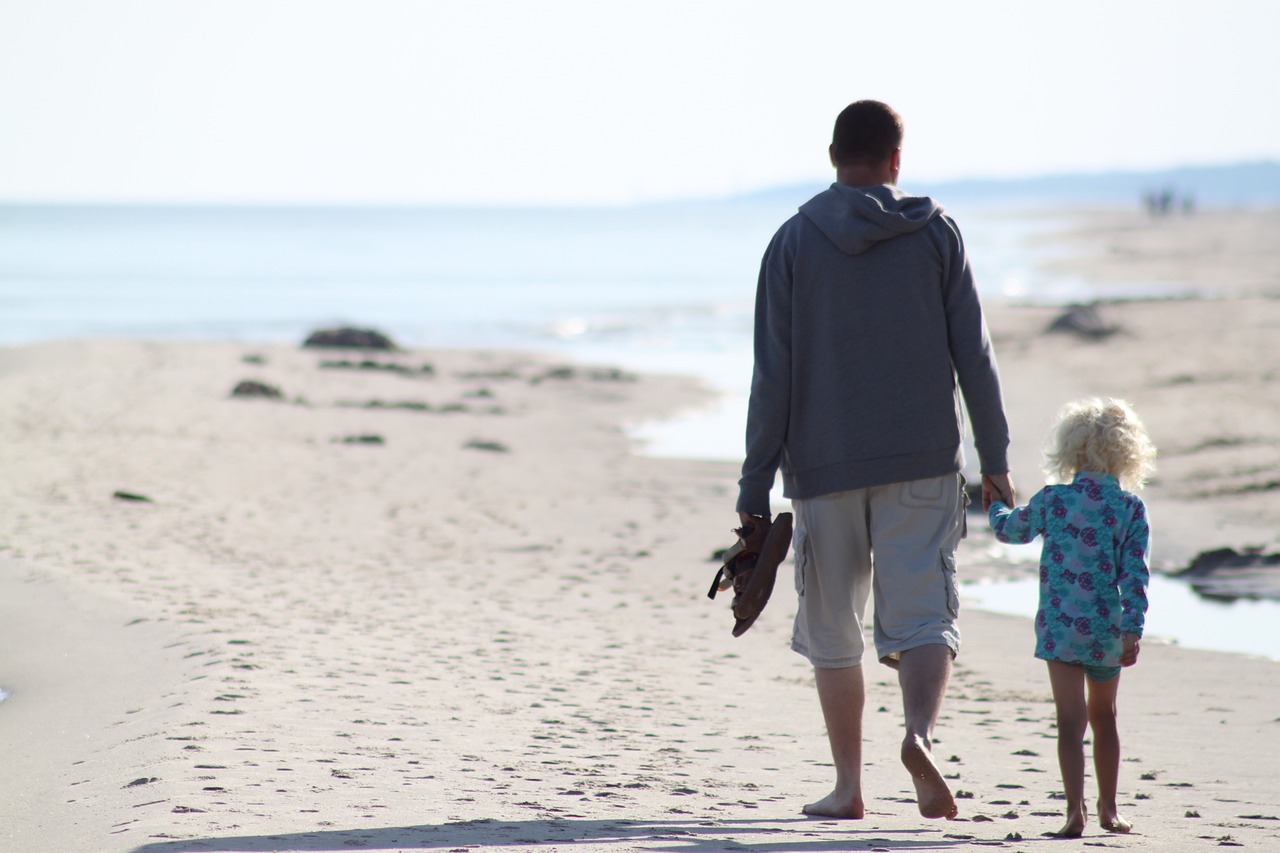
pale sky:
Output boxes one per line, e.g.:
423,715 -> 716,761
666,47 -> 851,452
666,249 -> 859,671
2,1 -> 1278,205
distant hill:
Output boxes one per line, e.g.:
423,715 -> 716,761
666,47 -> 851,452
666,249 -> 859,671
735,161 -> 1280,209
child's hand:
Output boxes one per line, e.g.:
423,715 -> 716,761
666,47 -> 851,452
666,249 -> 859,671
981,472 -> 1015,510
1120,633 -> 1141,666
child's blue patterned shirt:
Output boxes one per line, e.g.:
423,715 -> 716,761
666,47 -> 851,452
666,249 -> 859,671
987,472 -> 1150,668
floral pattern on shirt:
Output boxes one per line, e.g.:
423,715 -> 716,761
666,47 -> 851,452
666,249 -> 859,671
987,472 -> 1150,668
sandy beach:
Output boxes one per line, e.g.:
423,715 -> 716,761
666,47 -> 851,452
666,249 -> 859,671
3,207 -> 1280,852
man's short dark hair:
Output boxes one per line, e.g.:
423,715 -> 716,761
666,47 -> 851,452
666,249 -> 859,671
831,100 -> 903,166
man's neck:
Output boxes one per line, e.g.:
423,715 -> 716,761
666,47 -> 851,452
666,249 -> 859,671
835,163 -> 896,188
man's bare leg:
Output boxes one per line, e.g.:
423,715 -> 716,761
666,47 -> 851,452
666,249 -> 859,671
803,664 -> 865,818
897,644 -> 957,820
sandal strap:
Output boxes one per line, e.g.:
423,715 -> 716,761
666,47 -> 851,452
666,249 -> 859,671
706,567 -> 726,600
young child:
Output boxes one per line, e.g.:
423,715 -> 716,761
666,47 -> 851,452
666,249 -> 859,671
988,397 -> 1156,838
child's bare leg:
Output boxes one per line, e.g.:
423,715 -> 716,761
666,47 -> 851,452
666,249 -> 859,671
803,664 -> 865,819
1087,675 -> 1132,833
1047,661 -> 1089,837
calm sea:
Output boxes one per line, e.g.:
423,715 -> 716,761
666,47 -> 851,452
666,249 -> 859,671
0,197 -> 1092,354
2,198 -> 1275,661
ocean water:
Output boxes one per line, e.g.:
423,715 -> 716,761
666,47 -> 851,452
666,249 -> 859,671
3,199 -> 1275,660
0,198 -> 1100,358
0,202 -> 777,349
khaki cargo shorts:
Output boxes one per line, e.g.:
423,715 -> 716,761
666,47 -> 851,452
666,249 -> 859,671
790,473 -> 966,668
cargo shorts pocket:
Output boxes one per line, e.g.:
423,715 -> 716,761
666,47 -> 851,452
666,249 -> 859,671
940,551 -> 960,618
793,528 -> 808,598
902,475 -> 945,508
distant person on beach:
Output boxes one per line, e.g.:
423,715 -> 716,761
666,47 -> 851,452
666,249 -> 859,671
988,397 -> 1155,837
735,100 -> 1014,820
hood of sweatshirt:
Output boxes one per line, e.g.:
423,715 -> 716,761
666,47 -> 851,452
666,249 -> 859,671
799,182 -> 943,256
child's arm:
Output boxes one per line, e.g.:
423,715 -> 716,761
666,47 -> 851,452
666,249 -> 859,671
1120,632 -> 1141,666
1117,498 -> 1152,640
987,490 -> 1042,544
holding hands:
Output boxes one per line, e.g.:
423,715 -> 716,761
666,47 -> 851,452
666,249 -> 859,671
1120,633 -> 1141,667
981,472 -> 1016,510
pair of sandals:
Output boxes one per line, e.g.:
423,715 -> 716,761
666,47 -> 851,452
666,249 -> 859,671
706,513 -> 793,637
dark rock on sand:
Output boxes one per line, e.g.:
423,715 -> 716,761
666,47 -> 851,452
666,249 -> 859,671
1046,304 -> 1119,340
303,327 -> 398,350
1173,547 -> 1280,602
113,491 -> 153,503
231,380 -> 284,400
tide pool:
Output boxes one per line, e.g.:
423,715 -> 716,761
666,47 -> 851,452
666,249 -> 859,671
961,571 -> 1280,661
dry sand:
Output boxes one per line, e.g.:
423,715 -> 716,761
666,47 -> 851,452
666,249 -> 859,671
2,207 -> 1279,852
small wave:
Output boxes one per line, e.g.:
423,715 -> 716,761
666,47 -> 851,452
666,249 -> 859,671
0,687 -> 10,705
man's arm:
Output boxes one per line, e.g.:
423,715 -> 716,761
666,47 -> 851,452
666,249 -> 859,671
937,215 -> 1012,488
735,232 -> 794,517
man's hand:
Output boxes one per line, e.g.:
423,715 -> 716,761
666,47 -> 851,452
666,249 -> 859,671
719,511 -> 771,592
1120,633 -> 1141,667
981,472 -> 1015,510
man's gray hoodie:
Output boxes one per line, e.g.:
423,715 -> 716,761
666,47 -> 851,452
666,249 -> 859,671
736,182 -> 1010,516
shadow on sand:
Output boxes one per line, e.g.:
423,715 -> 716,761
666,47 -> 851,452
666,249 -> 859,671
128,817 -> 991,852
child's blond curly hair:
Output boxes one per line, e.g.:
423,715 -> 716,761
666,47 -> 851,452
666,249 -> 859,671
1043,397 -> 1157,491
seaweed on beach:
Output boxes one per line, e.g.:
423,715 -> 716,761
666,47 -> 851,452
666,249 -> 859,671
530,365 -> 636,384
337,399 -> 462,413
464,439 -> 510,453
318,358 -> 433,377
335,434 -> 386,445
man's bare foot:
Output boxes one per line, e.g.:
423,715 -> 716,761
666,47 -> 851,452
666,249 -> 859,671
901,735 -> 957,820
1052,804 -> 1087,838
1098,801 -> 1132,834
802,789 -> 864,819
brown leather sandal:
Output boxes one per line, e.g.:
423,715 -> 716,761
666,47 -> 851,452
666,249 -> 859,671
707,512 -> 793,637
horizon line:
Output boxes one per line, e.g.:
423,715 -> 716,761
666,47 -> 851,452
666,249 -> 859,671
1,159 -> 1276,211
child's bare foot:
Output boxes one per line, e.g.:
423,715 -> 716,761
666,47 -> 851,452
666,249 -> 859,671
1098,800 -> 1132,834
901,735 -> 957,820
802,788 -> 864,819
1051,803 -> 1087,838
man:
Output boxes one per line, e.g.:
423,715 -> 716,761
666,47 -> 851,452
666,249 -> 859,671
736,100 -> 1015,821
